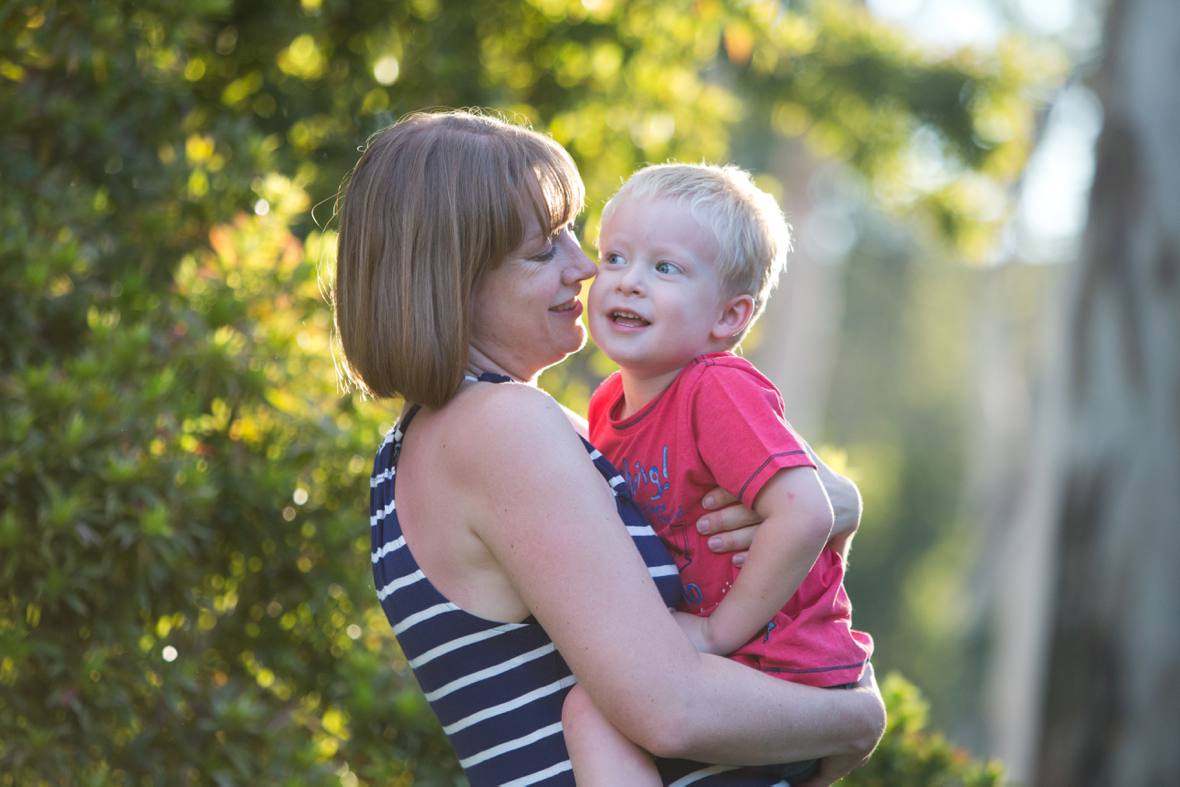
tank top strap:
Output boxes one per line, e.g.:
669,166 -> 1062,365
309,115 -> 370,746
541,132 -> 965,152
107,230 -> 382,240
469,371 -> 512,384
389,373 -> 501,460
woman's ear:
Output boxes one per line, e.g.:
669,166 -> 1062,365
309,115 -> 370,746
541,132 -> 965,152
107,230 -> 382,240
712,294 -> 755,341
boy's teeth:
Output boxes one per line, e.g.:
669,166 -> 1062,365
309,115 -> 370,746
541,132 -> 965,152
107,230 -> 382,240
610,310 -> 649,325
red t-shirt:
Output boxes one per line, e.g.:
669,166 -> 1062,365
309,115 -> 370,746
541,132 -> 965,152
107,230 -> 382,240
589,352 -> 872,687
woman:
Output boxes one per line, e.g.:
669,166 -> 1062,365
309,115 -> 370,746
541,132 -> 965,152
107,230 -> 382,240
334,110 -> 884,786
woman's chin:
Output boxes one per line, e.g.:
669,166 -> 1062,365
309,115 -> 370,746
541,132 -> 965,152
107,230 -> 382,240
556,328 -> 585,358
545,329 -> 589,369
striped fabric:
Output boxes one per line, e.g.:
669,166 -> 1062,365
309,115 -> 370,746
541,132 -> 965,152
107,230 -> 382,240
370,373 -> 789,786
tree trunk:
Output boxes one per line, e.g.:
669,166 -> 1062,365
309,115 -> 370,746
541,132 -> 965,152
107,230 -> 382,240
974,262 -> 1063,780
1038,0 -> 1180,783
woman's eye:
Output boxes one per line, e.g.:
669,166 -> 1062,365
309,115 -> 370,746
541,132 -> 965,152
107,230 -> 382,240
530,244 -> 558,262
530,224 -> 577,262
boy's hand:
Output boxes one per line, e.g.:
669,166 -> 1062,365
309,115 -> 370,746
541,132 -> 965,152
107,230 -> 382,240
696,487 -> 760,565
671,611 -> 718,655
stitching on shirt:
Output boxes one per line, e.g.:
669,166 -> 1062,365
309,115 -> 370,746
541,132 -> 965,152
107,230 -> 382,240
737,450 -> 808,503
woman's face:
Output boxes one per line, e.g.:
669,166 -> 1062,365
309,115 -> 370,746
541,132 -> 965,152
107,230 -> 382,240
470,221 -> 597,381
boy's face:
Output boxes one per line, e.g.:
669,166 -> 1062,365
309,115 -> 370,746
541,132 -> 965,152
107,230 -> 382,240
589,195 -> 742,380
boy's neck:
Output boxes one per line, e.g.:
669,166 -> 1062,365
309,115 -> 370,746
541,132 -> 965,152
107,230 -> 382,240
617,367 -> 681,419
615,350 -> 730,418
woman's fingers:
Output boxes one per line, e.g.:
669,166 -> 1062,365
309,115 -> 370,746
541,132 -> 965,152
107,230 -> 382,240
699,487 -> 739,511
697,487 -> 759,561
701,526 -> 755,555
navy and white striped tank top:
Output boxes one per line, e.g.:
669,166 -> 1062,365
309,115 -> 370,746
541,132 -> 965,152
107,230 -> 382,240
370,373 -> 789,786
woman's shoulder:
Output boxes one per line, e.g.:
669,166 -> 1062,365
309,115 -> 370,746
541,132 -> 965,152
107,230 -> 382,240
447,379 -> 566,427
440,381 -> 585,468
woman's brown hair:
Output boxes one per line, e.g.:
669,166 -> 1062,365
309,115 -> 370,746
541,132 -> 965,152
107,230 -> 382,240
333,110 -> 584,407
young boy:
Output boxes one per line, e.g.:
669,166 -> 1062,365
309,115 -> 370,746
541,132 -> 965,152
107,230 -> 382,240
564,163 -> 873,785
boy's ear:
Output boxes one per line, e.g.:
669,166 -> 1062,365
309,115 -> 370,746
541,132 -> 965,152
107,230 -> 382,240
712,294 -> 755,341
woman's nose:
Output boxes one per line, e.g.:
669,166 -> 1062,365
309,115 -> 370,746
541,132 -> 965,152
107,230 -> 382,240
562,245 -> 597,284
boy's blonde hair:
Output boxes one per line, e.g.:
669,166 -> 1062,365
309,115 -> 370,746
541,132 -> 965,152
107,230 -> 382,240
601,163 -> 791,342
333,110 -> 584,407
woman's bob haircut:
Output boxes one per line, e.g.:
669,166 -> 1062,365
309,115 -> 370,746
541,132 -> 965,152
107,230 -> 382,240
333,110 -> 584,408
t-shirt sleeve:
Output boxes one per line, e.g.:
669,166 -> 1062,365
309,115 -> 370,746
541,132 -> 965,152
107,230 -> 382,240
691,364 -> 816,510
587,372 -> 621,444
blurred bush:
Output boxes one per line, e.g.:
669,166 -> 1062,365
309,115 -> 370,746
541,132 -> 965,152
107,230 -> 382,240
0,0 -> 1047,782
0,1 -> 459,781
846,673 -> 1005,787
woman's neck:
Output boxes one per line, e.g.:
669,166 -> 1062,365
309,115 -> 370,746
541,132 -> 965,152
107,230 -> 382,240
465,346 -> 538,386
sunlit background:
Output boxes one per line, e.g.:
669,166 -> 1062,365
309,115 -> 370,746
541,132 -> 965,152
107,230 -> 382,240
5,0 -> 1171,784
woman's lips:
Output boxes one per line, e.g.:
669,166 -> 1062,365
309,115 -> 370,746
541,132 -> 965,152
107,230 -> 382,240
550,298 -> 583,317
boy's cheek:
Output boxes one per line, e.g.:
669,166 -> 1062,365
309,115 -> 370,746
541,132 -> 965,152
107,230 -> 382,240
583,290 -> 600,337
586,278 -> 605,311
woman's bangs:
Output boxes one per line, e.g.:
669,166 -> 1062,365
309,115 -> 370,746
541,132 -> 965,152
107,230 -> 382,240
525,149 -> 584,237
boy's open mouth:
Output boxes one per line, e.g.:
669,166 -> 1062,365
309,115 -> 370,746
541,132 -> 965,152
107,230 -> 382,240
609,309 -> 650,327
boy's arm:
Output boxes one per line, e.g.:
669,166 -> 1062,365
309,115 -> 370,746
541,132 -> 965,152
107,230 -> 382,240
697,466 -> 834,656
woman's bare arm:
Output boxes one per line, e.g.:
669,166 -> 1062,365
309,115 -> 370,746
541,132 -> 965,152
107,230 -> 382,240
455,384 -> 884,764
797,437 -> 862,543
798,663 -> 883,786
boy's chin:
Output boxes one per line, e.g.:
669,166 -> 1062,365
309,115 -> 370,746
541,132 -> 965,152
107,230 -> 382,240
587,327 -> 615,356
590,345 -> 630,370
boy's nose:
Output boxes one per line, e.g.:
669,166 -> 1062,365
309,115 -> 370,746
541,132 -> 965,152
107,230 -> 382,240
618,266 -> 645,294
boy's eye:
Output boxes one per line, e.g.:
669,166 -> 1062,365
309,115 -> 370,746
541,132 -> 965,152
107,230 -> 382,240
655,261 -> 680,275
603,252 -> 625,267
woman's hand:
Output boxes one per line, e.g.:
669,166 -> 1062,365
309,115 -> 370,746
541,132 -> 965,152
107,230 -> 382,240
696,487 -> 761,565
797,663 -> 886,786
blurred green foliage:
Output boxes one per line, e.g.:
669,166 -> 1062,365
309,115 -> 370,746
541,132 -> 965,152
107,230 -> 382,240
825,240 -> 1058,746
1,0 -> 1055,781
845,673 -> 1004,787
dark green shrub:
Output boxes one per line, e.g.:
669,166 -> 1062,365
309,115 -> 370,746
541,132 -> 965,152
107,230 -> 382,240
846,673 -> 1005,787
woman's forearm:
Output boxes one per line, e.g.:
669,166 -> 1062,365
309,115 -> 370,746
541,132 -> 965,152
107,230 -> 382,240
645,653 -> 884,765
